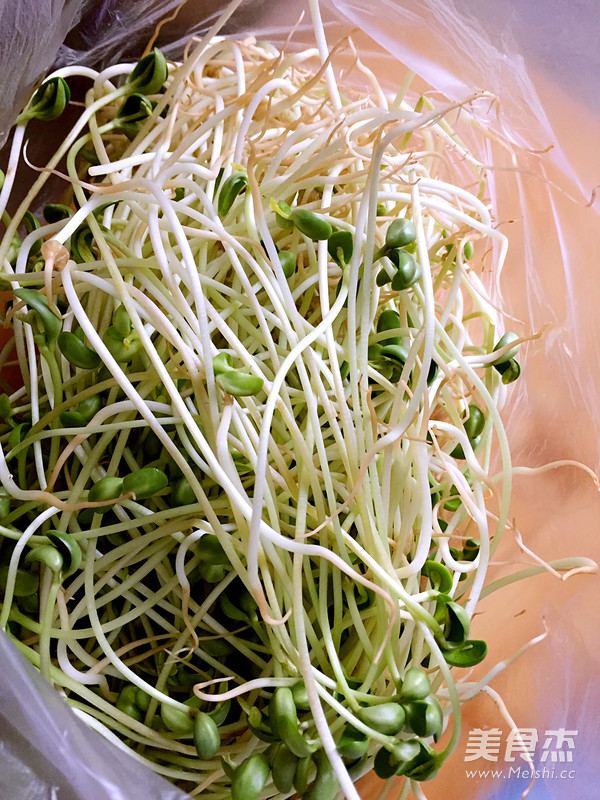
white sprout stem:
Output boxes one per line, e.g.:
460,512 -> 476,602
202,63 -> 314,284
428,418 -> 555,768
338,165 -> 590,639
0,124 -> 26,223
0,506 -> 59,630
294,555 -> 361,800
308,0 -> 342,109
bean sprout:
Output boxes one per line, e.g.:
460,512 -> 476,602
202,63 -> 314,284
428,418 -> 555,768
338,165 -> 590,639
0,6 -> 593,800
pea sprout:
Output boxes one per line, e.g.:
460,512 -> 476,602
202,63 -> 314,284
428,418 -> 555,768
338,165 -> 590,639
0,4 -> 594,800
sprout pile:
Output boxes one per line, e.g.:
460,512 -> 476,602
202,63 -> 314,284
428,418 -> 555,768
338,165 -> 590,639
0,7 -> 555,800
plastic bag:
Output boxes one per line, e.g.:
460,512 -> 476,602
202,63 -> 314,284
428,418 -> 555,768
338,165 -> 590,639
1,2 -> 599,800
0,0 -> 81,147
0,632 -> 190,800
0,0 -> 234,147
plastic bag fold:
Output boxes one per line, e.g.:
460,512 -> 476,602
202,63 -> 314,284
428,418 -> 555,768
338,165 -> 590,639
0,0 -> 82,146
0,632 -> 190,800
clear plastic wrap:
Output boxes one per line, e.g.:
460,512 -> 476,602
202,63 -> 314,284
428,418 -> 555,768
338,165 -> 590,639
1,2 -> 599,800
0,632 -> 191,800
0,0 -> 233,147
0,0 -> 81,147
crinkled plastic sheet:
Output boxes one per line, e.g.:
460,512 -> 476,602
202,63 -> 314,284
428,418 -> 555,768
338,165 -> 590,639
0,0 -> 81,146
0,632 -> 190,800
0,0 -> 230,147
1,1 -> 599,799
